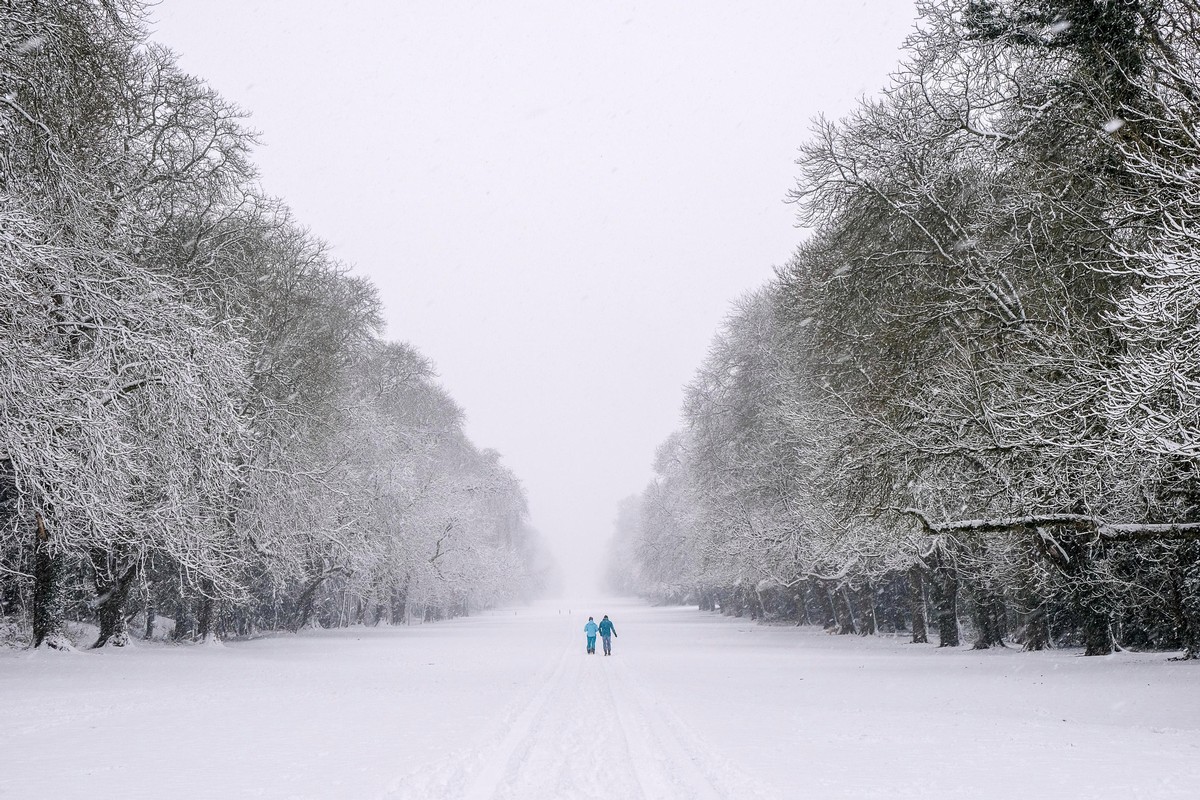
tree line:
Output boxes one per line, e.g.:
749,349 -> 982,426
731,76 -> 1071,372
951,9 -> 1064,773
608,0 -> 1200,658
1,0 -> 550,649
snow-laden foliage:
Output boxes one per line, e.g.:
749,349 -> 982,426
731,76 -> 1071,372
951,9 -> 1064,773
0,0 -> 549,648
612,0 -> 1200,658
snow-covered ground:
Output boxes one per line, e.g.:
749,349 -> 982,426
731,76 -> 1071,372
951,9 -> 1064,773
2,600 -> 1198,799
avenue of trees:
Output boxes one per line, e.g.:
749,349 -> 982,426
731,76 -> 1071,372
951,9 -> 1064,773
609,0 -> 1200,657
1,0 -> 549,649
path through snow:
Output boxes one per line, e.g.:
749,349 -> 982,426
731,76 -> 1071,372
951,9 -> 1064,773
385,611 -> 772,800
2,599 -> 1199,799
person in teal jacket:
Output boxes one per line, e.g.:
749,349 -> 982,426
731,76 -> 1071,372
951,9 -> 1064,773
584,617 -> 598,654
598,615 -> 617,656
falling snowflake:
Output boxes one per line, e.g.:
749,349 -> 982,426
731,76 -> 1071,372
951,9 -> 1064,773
1042,20 -> 1072,37
16,35 -> 46,55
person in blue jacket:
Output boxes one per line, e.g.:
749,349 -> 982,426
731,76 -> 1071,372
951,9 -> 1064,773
598,614 -> 617,656
584,617 -> 598,654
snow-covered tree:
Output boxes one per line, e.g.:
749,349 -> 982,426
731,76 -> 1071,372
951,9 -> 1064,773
1,0 -> 546,649
613,0 -> 1200,658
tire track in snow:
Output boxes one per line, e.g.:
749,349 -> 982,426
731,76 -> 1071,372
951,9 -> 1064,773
483,650 -> 647,800
604,654 -> 783,800
384,642 -> 648,800
599,655 -> 718,799
383,644 -> 575,799
463,647 -> 648,800
384,634 -> 780,799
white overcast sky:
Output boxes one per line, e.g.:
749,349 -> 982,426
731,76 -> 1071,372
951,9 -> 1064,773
151,1 -> 916,593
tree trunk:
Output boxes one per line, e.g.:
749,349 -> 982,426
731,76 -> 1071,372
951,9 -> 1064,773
1034,529 -> 1112,655
92,558 -> 140,648
1081,602 -> 1113,656
831,585 -> 856,635
32,513 -> 70,650
197,589 -> 216,642
1167,545 -> 1200,659
390,585 -> 407,625
729,584 -> 747,618
970,583 -> 1007,650
931,552 -> 960,647
291,574 -> 328,632
1064,544 -> 1112,656
793,592 -> 809,625
887,573 -> 909,632
853,584 -> 876,636
908,565 -> 929,644
750,581 -> 767,621
1019,584 -> 1051,651
144,599 -> 156,641
1012,539 -> 1051,650
171,596 -> 194,641
808,578 -> 837,629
